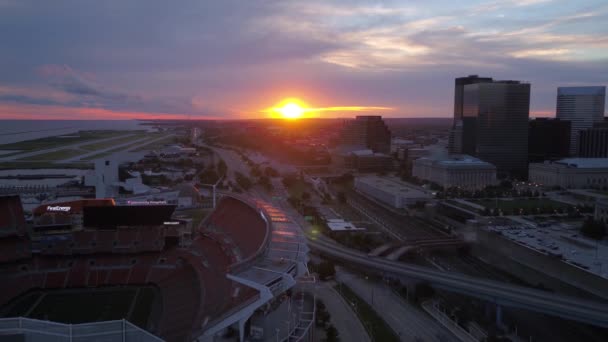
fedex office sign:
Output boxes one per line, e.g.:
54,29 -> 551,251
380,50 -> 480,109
47,205 -> 71,212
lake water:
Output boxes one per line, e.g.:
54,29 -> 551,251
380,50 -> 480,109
0,120 -> 150,145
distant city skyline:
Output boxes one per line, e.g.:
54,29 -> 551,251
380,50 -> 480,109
0,0 -> 606,120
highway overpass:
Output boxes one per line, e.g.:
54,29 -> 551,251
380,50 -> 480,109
308,238 -> 608,328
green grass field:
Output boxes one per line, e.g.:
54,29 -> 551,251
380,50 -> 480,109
79,133 -> 150,151
176,208 -> 212,229
17,149 -> 86,161
130,135 -> 176,152
334,283 -> 399,342
80,136 -> 161,161
471,198 -> 569,211
0,162 -> 92,170
0,131 -> 129,151
4,287 -> 157,328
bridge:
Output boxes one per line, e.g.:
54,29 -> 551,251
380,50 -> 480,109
308,237 -> 608,328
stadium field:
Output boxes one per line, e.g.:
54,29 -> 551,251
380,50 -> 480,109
1,286 -> 159,329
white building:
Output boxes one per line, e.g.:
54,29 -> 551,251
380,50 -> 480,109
91,159 -> 119,198
529,158 -> 608,189
354,175 -> 431,208
412,155 -> 497,190
556,86 -> 606,156
594,199 -> 608,224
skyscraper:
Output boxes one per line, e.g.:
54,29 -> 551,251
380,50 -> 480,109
340,115 -> 391,153
453,75 -> 493,124
556,86 -> 606,156
462,80 -> 531,179
528,118 -> 571,162
449,75 -> 493,154
579,120 -> 608,158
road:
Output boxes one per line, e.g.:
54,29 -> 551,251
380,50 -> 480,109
205,144 -> 251,183
310,237 -> 608,328
314,282 -> 371,342
336,268 -> 456,342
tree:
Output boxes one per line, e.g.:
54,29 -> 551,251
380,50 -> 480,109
199,168 -> 219,184
251,165 -> 261,177
317,261 -> 336,280
282,174 -> 298,188
414,282 -> 435,301
581,218 -> 606,240
217,159 -> 227,177
235,172 -> 252,190
258,175 -> 273,191
302,191 -> 311,201
264,166 -> 279,178
324,324 -> 340,342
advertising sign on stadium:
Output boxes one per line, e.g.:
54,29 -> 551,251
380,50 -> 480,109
127,200 -> 168,205
47,205 -> 71,212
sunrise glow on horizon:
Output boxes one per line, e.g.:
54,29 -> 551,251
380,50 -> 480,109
263,98 -> 394,120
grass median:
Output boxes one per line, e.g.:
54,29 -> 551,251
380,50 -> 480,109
334,282 -> 400,342
17,149 -> 86,161
0,131 -> 129,152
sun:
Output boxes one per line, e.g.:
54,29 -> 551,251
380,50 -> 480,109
277,102 -> 305,119
264,98 -> 309,119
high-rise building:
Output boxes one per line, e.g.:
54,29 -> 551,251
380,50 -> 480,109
528,118 -> 571,162
556,86 -> 606,156
463,80 -> 531,179
340,115 -> 391,153
450,75 -> 493,154
453,75 -> 493,124
579,120 -> 608,157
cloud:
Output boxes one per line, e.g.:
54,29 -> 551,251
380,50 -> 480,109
0,0 -> 606,119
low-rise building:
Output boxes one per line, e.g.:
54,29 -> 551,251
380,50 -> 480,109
594,199 -> 608,224
529,158 -> 608,189
354,175 -> 432,208
342,149 -> 392,172
412,155 -> 497,190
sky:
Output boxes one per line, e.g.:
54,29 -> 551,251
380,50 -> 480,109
0,0 -> 606,120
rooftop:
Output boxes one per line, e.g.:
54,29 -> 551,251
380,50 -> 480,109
355,175 -> 432,198
417,154 -> 496,168
485,217 -> 608,279
325,219 -> 365,232
558,86 -> 606,96
555,158 -> 608,168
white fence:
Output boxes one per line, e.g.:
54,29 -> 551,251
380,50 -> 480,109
0,317 -> 164,342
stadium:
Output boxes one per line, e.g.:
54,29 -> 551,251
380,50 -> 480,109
0,194 -> 313,342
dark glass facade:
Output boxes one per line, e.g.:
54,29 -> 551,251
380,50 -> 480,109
528,118 -> 571,162
463,81 -> 530,179
340,115 -> 391,154
579,122 -> 608,157
450,75 -> 493,154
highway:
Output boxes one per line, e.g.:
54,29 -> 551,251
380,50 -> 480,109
308,237 -> 608,328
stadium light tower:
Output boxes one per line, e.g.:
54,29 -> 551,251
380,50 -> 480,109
200,176 -> 223,208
